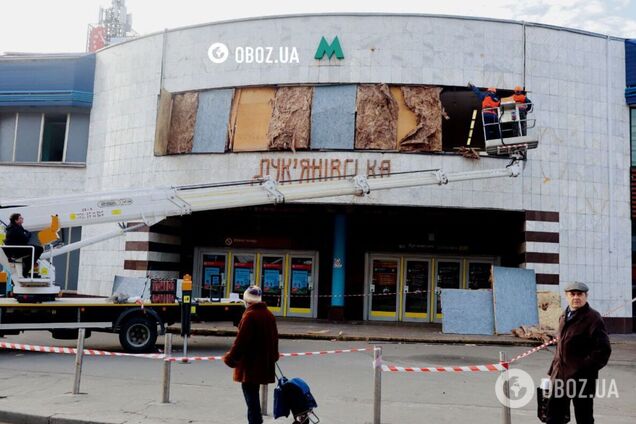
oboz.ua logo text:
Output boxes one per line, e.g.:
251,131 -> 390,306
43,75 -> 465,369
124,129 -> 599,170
207,42 -> 299,64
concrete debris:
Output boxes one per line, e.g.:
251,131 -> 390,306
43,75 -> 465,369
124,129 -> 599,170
355,84 -> 398,150
268,86 -> 313,151
167,92 -> 198,154
512,325 -> 557,343
399,86 -> 446,152
456,146 -> 481,160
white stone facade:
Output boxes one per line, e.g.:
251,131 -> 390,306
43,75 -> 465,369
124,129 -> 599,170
77,14 -> 630,320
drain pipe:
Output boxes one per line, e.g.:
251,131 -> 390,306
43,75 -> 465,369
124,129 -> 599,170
606,35 -> 614,256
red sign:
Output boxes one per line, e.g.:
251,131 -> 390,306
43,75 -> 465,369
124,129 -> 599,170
88,26 -> 106,52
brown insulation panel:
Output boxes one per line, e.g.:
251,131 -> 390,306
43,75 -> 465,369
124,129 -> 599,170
230,87 -> 276,151
354,84 -> 398,150
154,89 -> 173,156
398,86 -> 444,152
167,92 -> 198,154
268,86 -> 312,151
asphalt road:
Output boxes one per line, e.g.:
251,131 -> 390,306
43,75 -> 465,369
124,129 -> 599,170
0,331 -> 634,424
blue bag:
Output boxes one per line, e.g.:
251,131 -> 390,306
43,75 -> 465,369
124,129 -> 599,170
274,375 -> 291,419
273,364 -> 319,422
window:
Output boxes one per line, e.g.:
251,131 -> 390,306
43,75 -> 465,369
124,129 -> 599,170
0,111 -> 88,164
631,108 -> 636,166
40,113 -> 67,162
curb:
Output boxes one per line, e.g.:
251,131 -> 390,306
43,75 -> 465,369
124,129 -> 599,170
166,327 -> 544,347
0,410 -> 116,424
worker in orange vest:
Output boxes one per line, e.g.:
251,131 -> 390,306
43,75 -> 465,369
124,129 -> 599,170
513,85 -> 532,136
469,83 -> 500,140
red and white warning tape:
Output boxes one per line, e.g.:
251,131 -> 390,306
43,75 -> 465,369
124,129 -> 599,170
381,363 -> 508,373
280,347 -> 370,357
509,338 -> 558,364
165,347 -> 372,362
1,341 -> 370,362
165,355 -> 223,362
0,341 -> 163,359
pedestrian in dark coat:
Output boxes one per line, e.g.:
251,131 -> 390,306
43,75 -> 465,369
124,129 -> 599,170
3,213 -> 43,277
223,286 -> 279,424
546,282 -> 611,424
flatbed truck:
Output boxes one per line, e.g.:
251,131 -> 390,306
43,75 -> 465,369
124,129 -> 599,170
0,296 -> 244,352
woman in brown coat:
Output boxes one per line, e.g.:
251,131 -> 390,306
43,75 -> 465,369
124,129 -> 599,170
223,286 -> 279,424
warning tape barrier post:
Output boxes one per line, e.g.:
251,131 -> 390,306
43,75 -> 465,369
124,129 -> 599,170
162,333 -> 173,403
499,351 -> 512,424
373,345 -> 382,424
72,328 -> 85,395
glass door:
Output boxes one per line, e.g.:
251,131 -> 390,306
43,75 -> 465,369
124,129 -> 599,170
467,261 -> 493,290
201,253 -> 227,299
260,255 -> 284,314
368,257 -> 400,320
231,253 -> 255,298
433,259 -> 462,322
286,256 -> 316,318
401,259 -> 430,321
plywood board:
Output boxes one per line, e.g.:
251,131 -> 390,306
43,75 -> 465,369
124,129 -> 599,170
112,275 -> 150,300
268,86 -> 312,151
230,87 -> 276,152
310,85 -> 356,150
441,289 -> 494,335
390,86 -> 418,143
154,89 -> 173,156
193,88 -> 233,153
492,266 -> 539,334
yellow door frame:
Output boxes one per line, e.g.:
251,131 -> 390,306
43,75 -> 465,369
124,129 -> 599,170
401,257 -> 431,321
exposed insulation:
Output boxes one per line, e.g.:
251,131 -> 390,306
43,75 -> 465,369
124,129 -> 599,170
537,291 -> 562,331
398,86 -> 445,152
268,86 -> 312,151
230,87 -> 276,151
154,89 -> 173,156
355,84 -> 398,150
167,92 -> 198,154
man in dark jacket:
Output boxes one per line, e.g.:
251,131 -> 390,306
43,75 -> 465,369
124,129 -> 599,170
223,286 -> 279,424
546,282 -> 611,424
3,213 -> 43,277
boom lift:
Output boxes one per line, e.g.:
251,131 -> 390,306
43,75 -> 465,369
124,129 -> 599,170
0,153 -> 535,303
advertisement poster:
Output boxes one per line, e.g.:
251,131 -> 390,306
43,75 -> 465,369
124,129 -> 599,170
263,269 -> 280,292
204,267 -> 220,289
291,270 -> 308,294
234,267 -> 252,291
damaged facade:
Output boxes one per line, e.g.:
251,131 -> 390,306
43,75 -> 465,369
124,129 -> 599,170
4,14 -> 632,333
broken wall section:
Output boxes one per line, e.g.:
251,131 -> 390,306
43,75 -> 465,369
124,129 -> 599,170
355,84 -> 398,150
167,92 -> 198,154
268,86 -> 313,151
398,86 -> 444,152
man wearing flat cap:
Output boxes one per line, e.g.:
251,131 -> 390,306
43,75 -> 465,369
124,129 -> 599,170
546,282 -> 611,424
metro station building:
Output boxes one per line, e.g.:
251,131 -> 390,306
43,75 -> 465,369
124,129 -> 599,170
1,14 -> 633,331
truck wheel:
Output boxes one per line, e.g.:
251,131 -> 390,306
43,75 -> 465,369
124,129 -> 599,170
119,316 -> 157,353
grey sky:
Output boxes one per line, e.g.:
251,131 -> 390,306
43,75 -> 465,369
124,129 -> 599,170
1,0 -> 635,53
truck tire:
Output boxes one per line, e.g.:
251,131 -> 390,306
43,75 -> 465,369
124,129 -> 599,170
119,316 -> 157,353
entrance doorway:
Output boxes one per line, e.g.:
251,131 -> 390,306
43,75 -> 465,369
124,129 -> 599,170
194,249 -> 318,318
364,253 -> 495,322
